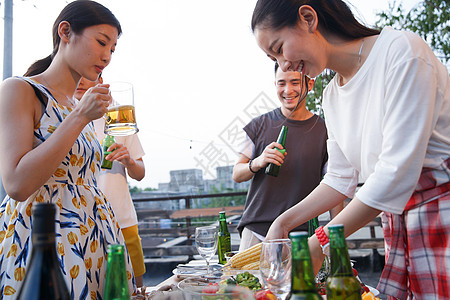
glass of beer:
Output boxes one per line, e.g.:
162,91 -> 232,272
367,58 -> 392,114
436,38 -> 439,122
104,81 -> 139,136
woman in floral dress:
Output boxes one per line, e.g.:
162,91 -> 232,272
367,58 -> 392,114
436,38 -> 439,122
0,1 -> 135,298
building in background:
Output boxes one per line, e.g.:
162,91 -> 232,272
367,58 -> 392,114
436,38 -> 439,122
134,165 -> 250,210
156,166 -> 249,195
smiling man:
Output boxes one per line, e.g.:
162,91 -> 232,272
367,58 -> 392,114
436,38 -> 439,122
232,63 -> 338,251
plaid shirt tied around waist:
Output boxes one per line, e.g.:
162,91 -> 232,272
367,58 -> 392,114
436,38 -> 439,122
378,157 -> 450,299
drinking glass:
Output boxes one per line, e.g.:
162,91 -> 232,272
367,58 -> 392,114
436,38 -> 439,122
194,226 -> 218,275
260,239 -> 292,300
104,81 -> 139,136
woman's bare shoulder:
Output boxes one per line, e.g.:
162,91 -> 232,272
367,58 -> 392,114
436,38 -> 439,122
0,77 -> 38,105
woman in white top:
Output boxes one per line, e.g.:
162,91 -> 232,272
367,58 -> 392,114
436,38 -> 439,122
251,0 -> 449,299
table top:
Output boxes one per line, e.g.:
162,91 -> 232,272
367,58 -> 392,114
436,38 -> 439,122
146,260 -> 328,299
146,259 -> 213,293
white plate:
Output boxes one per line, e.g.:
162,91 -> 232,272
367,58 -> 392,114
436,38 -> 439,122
173,264 -> 222,278
366,285 -> 380,297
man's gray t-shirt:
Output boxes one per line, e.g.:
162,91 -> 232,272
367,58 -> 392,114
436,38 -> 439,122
237,108 -> 328,237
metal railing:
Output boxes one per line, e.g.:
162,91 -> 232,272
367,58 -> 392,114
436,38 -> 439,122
133,191 -> 247,258
133,191 -> 384,259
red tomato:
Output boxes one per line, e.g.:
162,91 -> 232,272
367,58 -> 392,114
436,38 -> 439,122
202,283 -> 219,294
254,289 -> 277,300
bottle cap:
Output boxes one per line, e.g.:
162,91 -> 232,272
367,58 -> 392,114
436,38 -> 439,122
328,224 -> 344,232
289,231 -> 308,238
107,244 -> 125,254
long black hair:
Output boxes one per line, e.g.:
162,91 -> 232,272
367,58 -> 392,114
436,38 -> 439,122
24,0 -> 121,76
251,0 -> 379,40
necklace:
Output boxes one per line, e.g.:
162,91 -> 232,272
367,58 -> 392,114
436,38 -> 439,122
358,39 -> 365,67
41,76 -> 75,107
339,39 -> 365,86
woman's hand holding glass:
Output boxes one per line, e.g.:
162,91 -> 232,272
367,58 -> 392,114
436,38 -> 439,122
74,83 -> 112,123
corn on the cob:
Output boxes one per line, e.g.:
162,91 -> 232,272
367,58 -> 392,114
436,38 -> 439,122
229,242 -> 262,269
242,261 -> 259,270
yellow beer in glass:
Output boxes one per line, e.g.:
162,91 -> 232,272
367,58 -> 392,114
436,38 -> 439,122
104,82 -> 139,136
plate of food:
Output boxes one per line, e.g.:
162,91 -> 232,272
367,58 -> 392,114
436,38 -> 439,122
223,243 -> 261,272
177,272 -> 275,300
178,277 -> 254,300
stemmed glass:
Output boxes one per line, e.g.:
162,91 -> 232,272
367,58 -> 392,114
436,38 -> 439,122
194,226 -> 218,276
260,239 -> 292,300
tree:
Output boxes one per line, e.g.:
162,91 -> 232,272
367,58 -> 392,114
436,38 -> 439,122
375,0 -> 449,66
201,186 -> 246,208
306,0 -> 449,114
306,70 -> 335,118
129,186 -> 142,195
129,185 -> 157,195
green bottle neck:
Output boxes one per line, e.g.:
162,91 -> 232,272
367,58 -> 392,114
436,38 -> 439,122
219,220 -> 229,234
307,217 -> 320,237
329,231 -> 353,276
276,126 -> 288,146
291,238 -> 318,293
219,213 -> 229,234
106,245 -> 127,267
104,135 -> 115,146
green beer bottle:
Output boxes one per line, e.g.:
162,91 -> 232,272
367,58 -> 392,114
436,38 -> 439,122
217,211 -> 232,265
326,225 -> 361,300
101,135 -> 115,169
103,244 -> 130,300
307,217 -> 329,295
287,232 -> 322,300
307,217 -> 320,237
265,125 -> 288,177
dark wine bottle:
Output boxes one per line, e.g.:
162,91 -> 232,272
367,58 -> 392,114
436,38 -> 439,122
287,231 -> 322,300
101,135 -> 115,169
265,125 -> 288,177
17,203 -> 71,300
103,244 -> 130,300
217,211 -> 231,265
326,224 -> 362,300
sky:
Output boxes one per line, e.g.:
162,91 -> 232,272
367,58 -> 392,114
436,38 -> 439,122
0,0 -> 421,189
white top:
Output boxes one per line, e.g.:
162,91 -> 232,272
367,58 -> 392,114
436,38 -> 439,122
322,27 -> 450,214
238,134 -> 255,159
93,118 -> 145,228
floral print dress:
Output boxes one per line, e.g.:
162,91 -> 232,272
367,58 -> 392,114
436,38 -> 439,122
0,77 -> 135,299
